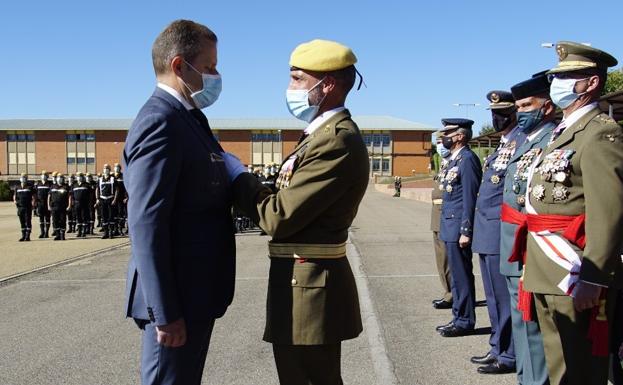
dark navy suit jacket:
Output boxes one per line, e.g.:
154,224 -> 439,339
123,87 -> 235,326
472,127 -> 527,255
439,146 -> 482,243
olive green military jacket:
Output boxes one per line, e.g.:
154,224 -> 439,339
233,109 -> 369,345
524,107 -> 623,295
430,163 -> 447,232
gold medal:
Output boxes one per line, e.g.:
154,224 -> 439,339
490,174 -> 501,184
532,184 -> 546,201
554,171 -> 567,183
439,184 -> 445,191
446,185 -> 453,193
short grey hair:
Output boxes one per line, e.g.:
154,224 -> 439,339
152,20 -> 217,75
457,128 -> 472,142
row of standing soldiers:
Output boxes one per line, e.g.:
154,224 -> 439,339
13,163 -> 127,241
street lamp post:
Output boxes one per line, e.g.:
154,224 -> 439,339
452,103 -> 480,118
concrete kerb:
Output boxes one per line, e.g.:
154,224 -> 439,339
0,241 -> 130,286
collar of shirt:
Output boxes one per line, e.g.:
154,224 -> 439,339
527,126 -> 546,142
304,107 -> 346,135
157,83 -> 194,111
449,146 -> 465,161
561,102 -> 598,128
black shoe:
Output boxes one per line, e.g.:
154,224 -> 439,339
39,225 -> 45,238
439,325 -> 472,337
61,231 -> 66,240
471,352 -> 496,365
19,231 -> 26,242
53,234 -> 61,241
432,298 -> 443,305
477,361 -> 516,374
433,300 -> 453,309
436,321 -> 454,332
25,231 -> 31,241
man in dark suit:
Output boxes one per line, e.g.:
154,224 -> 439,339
436,118 -> 482,338
123,20 -> 233,385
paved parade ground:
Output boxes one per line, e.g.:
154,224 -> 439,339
0,186 -> 516,385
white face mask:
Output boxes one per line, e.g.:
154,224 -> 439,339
103,169 -> 110,177
182,60 -> 222,109
114,166 -> 121,173
41,175 -> 47,182
20,177 -> 27,184
550,77 -> 589,109
285,78 -> 326,123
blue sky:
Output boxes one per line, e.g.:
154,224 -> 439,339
1,0 -> 621,133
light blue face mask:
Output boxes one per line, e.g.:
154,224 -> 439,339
550,77 -> 588,109
183,61 -> 222,109
436,143 -> 451,158
286,78 -> 326,123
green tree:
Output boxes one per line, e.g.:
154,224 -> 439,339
479,123 -> 496,136
604,69 -> 623,95
0,181 -> 11,201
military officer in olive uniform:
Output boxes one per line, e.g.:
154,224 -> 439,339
35,170 -> 52,238
48,173 -> 70,241
436,118 -> 482,337
96,164 -> 118,239
523,41 -> 622,385
431,134 -> 453,309
14,173 -> 35,242
500,71 -> 556,385
226,39 -> 368,385
471,91 -> 523,374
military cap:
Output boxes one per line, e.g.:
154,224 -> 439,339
103,164 -> 111,169
486,90 -> 515,110
20,172 -> 27,177
52,171 -> 58,177
114,163 -> 120,167
439,118 -> 474,132
85,173 -> 92,177
290,39 -> 357,72
548,41 -> 618,74
41,170 -> 48,175
76,172 -> 84,176
511,70 -> 551,100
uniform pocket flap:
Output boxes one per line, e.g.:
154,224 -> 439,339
291,267 -> 327,288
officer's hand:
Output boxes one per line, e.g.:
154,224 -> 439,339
573,281 -> 601,312
459,235 -> 471,248
155,318 -> 187,348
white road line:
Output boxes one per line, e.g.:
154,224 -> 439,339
348,235 -> 398,385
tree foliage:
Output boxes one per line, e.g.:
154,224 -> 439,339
604,69 -> 623,95
479,123 -> 496,136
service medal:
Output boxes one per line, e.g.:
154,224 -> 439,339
512,182 -> 521,194
532,184 -> 546,201
554,171 -> 567,183
552,186 -> 569,202
439,184 -> 444,191
490,174 -> 501,184
446,185 -> 453,193
516,195 -> 526,206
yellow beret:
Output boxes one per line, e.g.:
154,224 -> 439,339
103,164 -> 111,169
41,170 -> 48,175
20,172 -> 27,177
290,39 -> 357,72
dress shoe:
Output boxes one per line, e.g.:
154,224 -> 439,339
470,352 -> 496,365
433,300 -> 452,309
432,298 -> 444,305
439,325 -> 472,337
477,361 -> 516,374
435,321 -> 454,332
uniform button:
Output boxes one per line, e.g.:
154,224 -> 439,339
291,278 -> 297,285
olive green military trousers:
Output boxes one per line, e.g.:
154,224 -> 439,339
433,230 -> 453,302
534,291 -> 616,385
272,343 -> 343,385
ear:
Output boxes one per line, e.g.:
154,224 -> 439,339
322,76 -> 336,94
170,56 -> 185,77
543,98 -> 555,115
586,74 -> 601,93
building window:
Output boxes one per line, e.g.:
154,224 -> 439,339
362,133 -> 372,147
7,130 -> 36,175
372,158 -> 380,172
251,130 -> 282,166
382,158 -> 390,173
66,130 -> 96,174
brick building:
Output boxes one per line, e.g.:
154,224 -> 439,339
0,116 -> 435,180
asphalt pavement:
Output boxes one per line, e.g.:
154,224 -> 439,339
0,186 -> 517,385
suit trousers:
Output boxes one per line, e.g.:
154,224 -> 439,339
506,276 -> 548,385
445,241 -> 476,329
272,343 -> 343,385
479,253 -> 515,366
141,319 -> 215,385
534,292 -> 616,385
433,230 -> 452,302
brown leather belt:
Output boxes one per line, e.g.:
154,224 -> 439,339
268,242 -> 347,259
